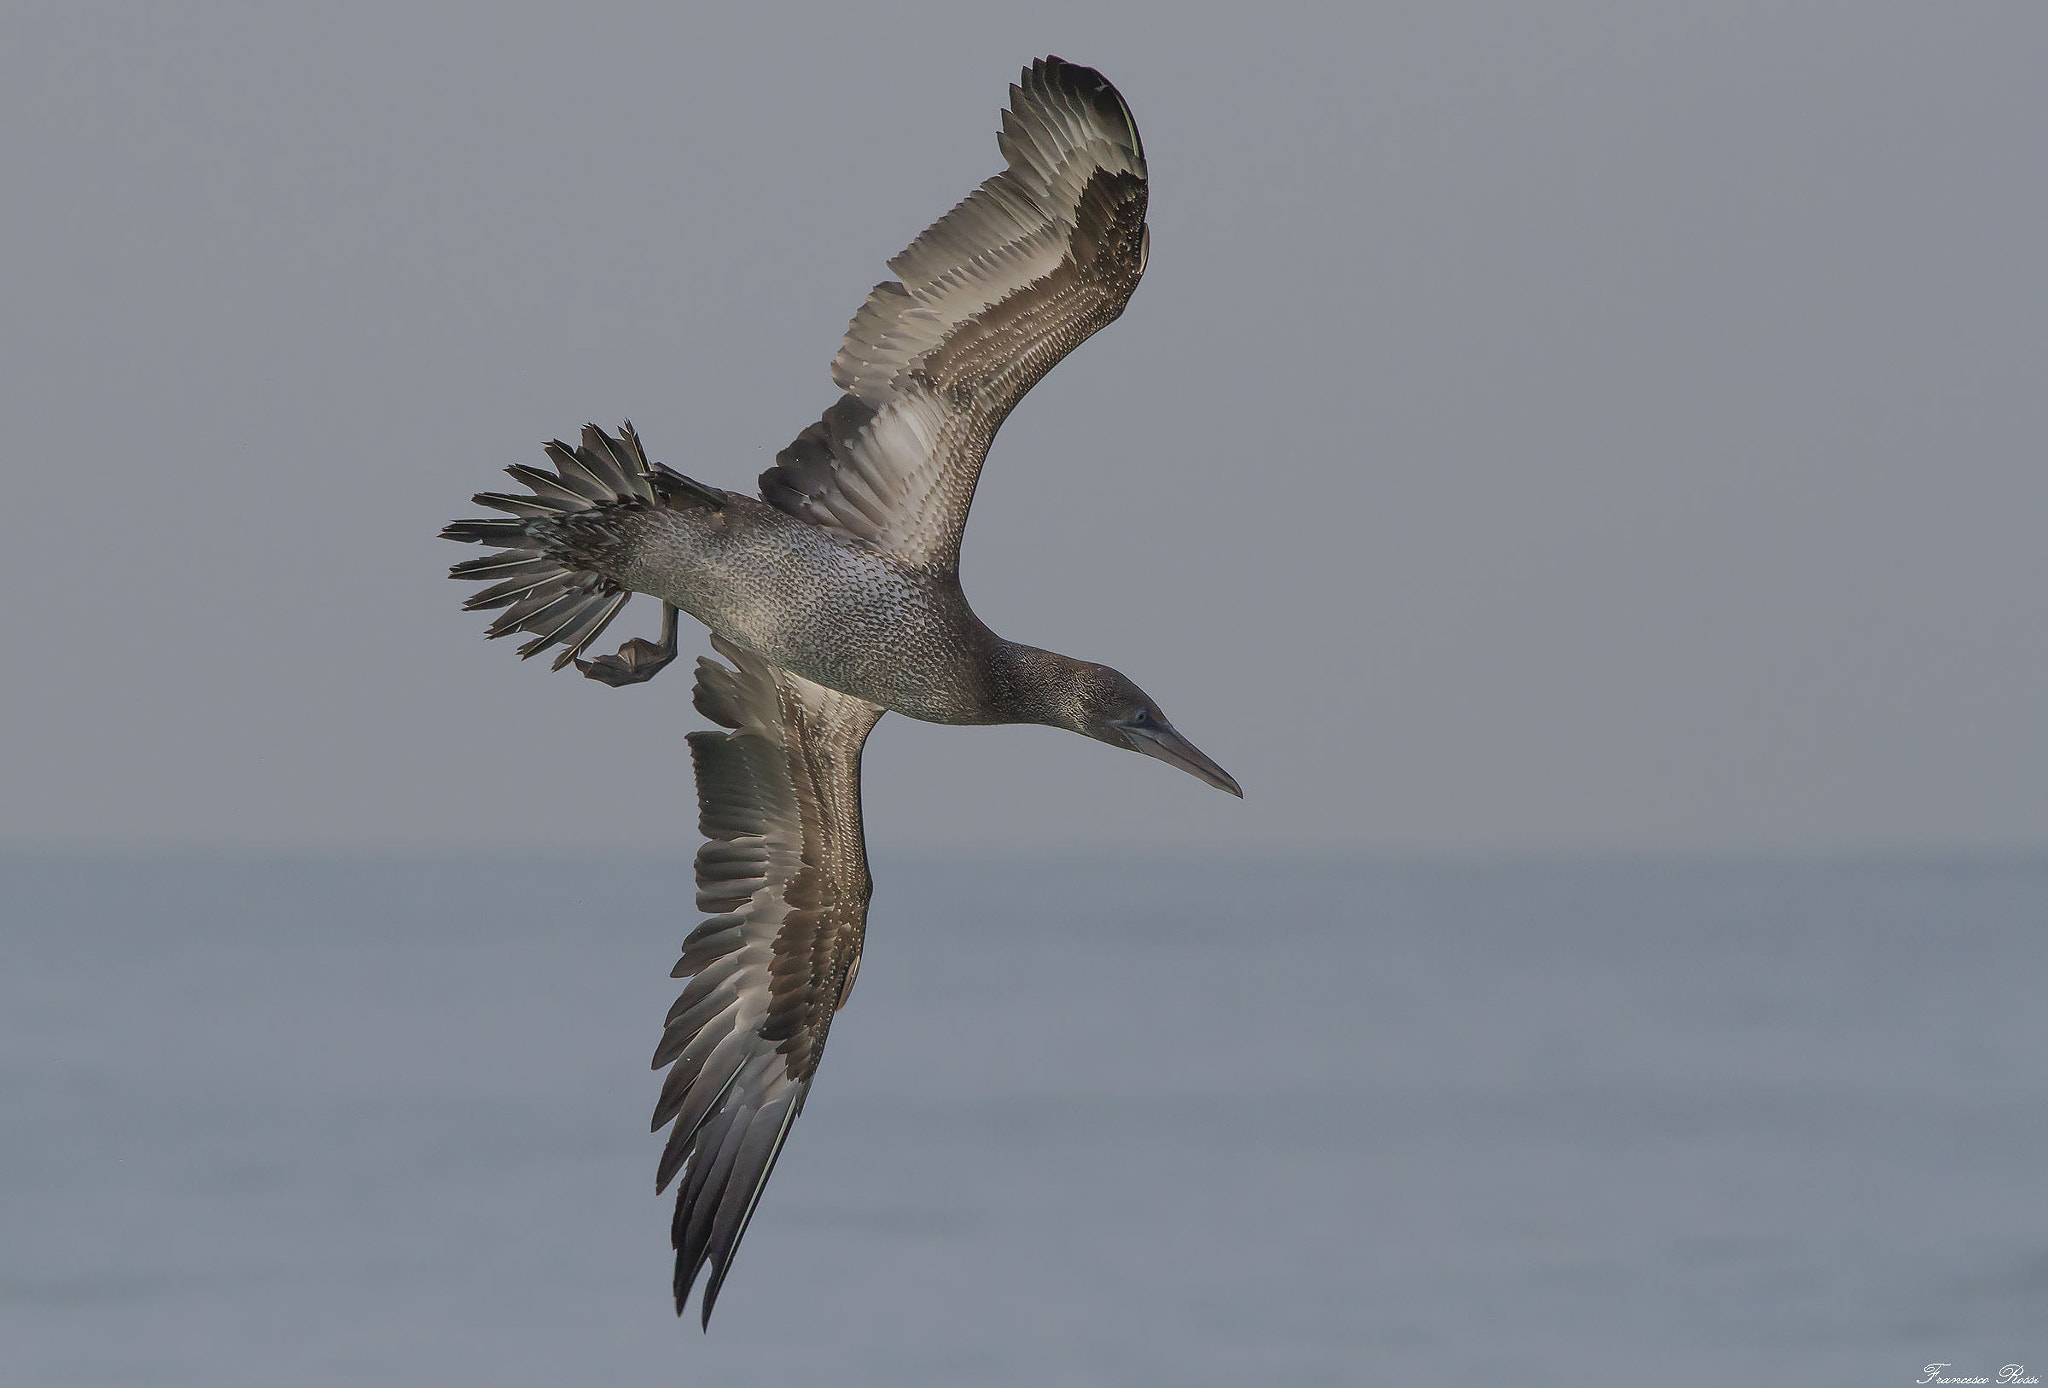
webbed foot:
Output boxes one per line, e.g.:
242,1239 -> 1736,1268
577,603 -> 679,687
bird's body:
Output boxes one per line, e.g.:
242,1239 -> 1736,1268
443,57 -> 1237,1327
571,490 -> 999,722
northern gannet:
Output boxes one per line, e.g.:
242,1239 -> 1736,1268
444,57 -> 1238,1327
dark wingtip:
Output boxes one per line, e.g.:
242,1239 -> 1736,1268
670,1256 -> 723,1330
1026,55 -> 1139,160
674,1257 -> 695,1320
1037,55 -> 1120,101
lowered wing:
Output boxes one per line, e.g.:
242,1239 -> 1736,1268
653,636 -> 883,1325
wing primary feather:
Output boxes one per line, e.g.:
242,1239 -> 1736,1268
697,1091 -> 804,1329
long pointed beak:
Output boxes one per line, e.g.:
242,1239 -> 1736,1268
1124,722 -> 1243,797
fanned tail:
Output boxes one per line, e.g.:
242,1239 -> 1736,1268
442,423 -> 724,670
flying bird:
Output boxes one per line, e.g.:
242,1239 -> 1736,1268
443,56 -> 1238,1327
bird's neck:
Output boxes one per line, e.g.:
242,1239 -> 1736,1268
982,640 -> 1085,729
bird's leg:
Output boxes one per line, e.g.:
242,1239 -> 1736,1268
577,602 -> 679,687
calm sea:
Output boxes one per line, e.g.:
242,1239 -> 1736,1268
4,853 -> 2043,1386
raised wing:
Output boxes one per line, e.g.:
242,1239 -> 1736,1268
759,56 -> 1150,573
654,636 -> 884,1326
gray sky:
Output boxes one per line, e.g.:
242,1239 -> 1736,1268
3,2 -> 2042,856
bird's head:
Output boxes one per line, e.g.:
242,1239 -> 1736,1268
1064,661 -> 1242,797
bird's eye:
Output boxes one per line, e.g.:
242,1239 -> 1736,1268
1129,709 -> 1155,729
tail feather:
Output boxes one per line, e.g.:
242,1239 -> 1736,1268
487,585 -> 578,637
449,552 -> 556,583
567,424 -> 659,503
469,492 -> 559,520
504,464 -> 595,512
541,590 -> 631,665
440,516 -> 545,548
443,421 -> 715,671
462,570 -> 560,612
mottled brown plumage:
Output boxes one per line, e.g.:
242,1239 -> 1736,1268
443,57 -> 1238,1329
649,639 -> 881,1319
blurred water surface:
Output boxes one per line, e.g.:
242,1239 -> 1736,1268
3,853 -> 2043,1386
